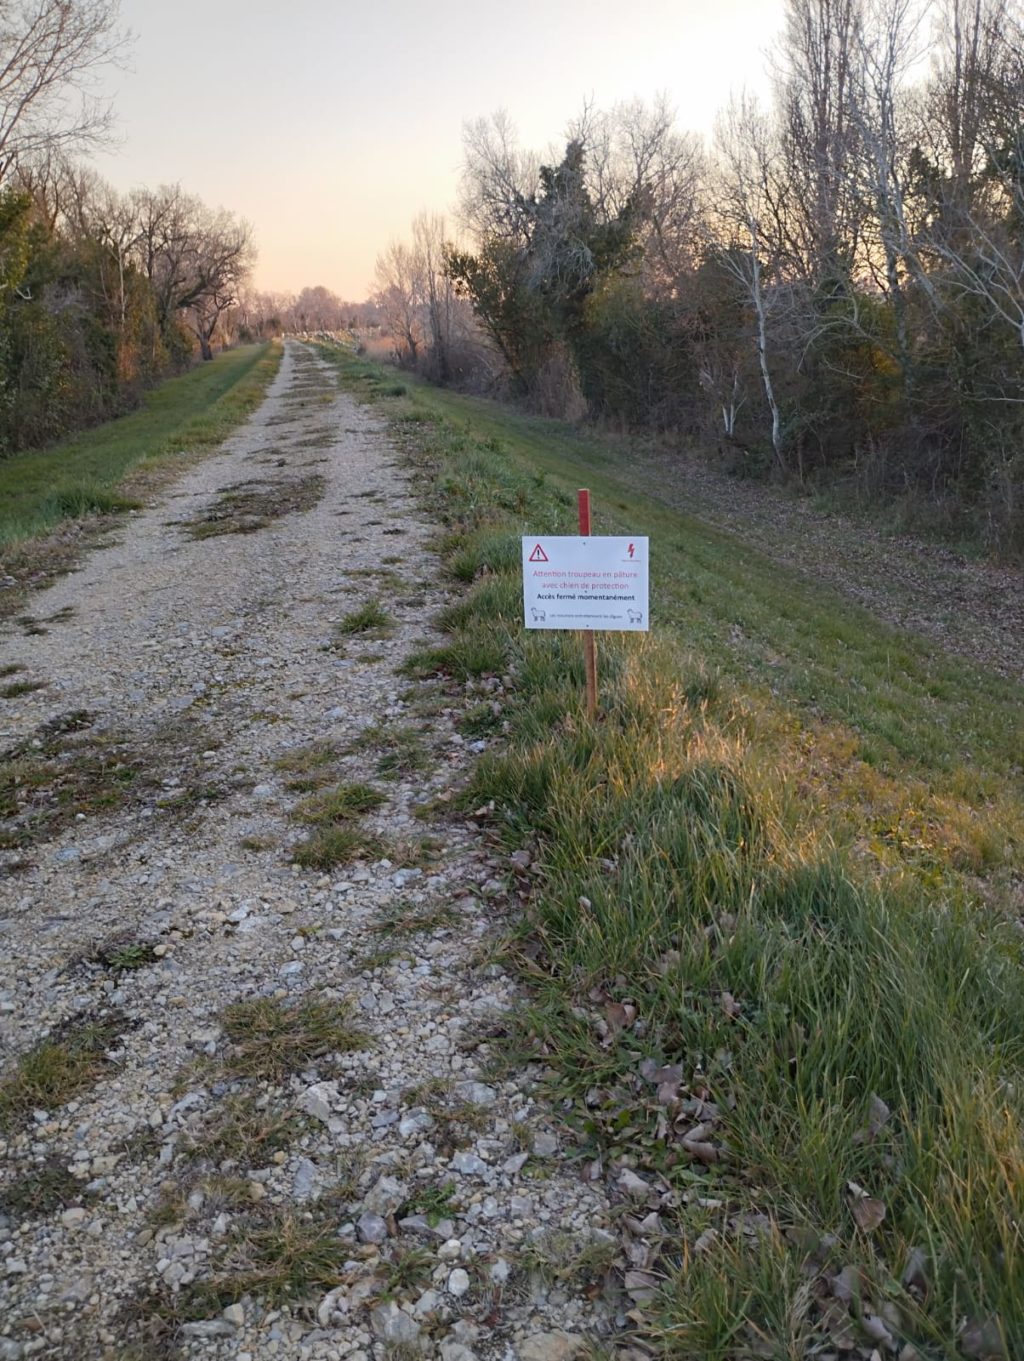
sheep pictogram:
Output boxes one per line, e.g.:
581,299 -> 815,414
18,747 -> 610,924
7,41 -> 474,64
627,608 -> 644,624
530,607 -> 547,623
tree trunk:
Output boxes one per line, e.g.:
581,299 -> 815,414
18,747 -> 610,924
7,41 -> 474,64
750,220 -> 785,476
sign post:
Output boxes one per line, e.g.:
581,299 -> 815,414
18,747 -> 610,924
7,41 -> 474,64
578,489 -> 599,719
521,492 -> 649,720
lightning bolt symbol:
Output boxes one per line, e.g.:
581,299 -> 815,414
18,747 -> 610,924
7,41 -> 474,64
628,542 -> 635,558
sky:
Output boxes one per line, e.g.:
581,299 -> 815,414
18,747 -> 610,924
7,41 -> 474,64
90,0 -> 786,301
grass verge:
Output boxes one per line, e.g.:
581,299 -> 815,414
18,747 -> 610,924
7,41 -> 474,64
323,345 -> 1024,1360
0,343 -> 281,616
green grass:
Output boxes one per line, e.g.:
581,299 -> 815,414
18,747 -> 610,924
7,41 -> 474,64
0,1012 -> 125,1129
336,599 -> 393,636
288,777 -> 387,868
0,678 -> 46,698
290,824 -> 388,870
0,343 -> 280,548
188,1093 -> 308,1165
323,344 -> 1024,1360
0,1158 -> 87,1220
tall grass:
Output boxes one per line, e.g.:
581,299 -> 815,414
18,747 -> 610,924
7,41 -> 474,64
326,345 -> 1024,1359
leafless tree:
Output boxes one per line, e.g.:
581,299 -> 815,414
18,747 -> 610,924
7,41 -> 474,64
374,239 -> 423,363
847,0 -> 936,379
130,184 -> 254,359
918,7 -> 1024,349
412,211 -> 455,381
459,110 -> 539,245
568,95 -> 707,285
922,0 -> 1009,218
772,0 -> 864,283
0,0 -> 128,180
714,97 -> 789,473
291,284 -> 345,332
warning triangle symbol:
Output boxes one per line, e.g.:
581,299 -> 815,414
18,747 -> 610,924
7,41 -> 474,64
528,543 -> 549,562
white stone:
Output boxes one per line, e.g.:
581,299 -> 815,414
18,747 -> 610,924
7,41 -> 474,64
370,1301 -> 420,1345
447,1267 -> 471,1298
518,1333 -> 587,1361
296,1081 -> 339,1124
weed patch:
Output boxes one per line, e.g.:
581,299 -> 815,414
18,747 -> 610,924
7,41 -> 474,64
291,825 -> 387,869
336,599 -> 392,636
0,1158 -> 87,1219
0,678 -> 46,698
184,474 -> 325,538
0,708 -> 228,849
0,1010 -> 126,1129
85,934 -> 159,972
187,1093 -> 308,1165
294,782 -> 385,824
400,634 -> 508,681
218,996 -> 363,1082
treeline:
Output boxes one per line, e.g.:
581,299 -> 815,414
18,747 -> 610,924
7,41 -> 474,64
0,0 -> 253,456
0,164 -> 252,453
379,0 -> 1024,556
231,286 -> 380,343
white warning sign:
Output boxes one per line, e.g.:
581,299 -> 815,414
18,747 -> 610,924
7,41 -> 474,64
522,536 -> 649,631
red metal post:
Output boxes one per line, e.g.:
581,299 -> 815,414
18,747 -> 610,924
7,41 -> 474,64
578,489 -> 598,719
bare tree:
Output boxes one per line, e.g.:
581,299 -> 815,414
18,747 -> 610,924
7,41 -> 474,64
848,0 -> 936,381
130,184 -> 254,359
374,239 -> 424,363
772,0 -> 864,283
568,95 -> 707,286
714,97 -> 789,473
923,0 -> 1009,218
459,110 -> 539,245
291,284 -> 344,332
919,8 -> 1024,349
0,0 -> 128,180
412,211 -> 455,381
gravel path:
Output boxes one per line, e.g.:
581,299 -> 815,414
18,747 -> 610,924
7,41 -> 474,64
0,344 -> 617,1361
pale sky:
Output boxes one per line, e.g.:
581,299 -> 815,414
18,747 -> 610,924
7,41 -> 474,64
91,0 -> 785,300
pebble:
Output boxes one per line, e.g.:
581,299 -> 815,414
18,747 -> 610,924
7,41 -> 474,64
357,1211 -> 388,1245
370,1301 -> 420,1345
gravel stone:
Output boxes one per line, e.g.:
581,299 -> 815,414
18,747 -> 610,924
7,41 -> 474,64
447,1268 -> 471,1298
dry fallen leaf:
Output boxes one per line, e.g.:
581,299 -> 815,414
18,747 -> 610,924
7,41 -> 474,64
604,1001 -> 638,1035
854,1091 -> 893,1145
901,1246 -> 929,1294
623,1268 -> 660,1303
682,1138 -> 719,1164
862,1313 -> 896,1350
618,1168 -> 651,1198
847,1181 -> 887,1232
959,1316 -> 1008,1360
720,990 -> 742,1018
831,1263 -> 867,1304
